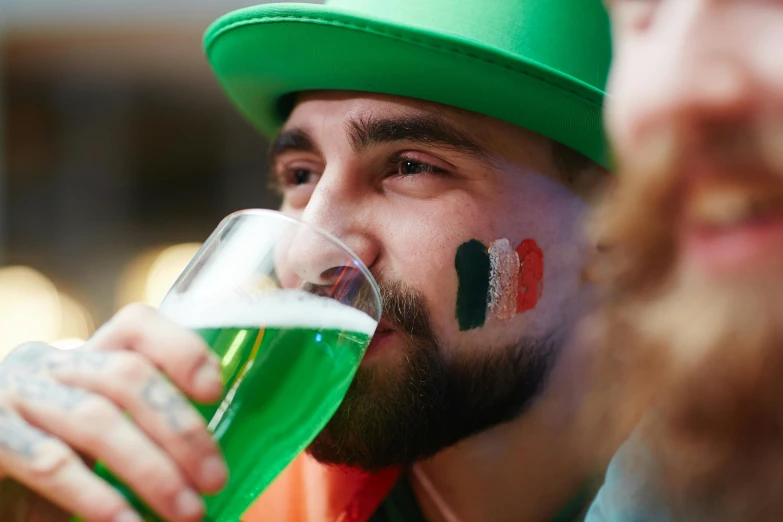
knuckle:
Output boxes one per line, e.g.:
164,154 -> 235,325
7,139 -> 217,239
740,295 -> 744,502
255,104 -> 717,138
26,439 -> 75,482
3,342 -> 51,366
171,329 -> 210,364
187,334 -> 211,359
116,303 -> 155,325
134,462 -> 184,499
177,413 -> 209,440
88,498 -> 131,522
73,395 -> 120,429
169,417 -> 212,454
101,304 -> 155,346
113,351 -> 154,383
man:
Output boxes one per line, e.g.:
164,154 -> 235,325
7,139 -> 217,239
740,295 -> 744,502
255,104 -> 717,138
0,1 -> 612,521
582,0 -> 783,520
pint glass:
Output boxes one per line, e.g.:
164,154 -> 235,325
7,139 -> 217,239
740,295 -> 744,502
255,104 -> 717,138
93,210 -> 381,521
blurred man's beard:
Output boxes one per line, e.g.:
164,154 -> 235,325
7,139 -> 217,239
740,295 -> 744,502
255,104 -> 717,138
307,280 -> 560,471
594,261 -> 783,520
584,133 -> 783,520
587,129 -> 783,427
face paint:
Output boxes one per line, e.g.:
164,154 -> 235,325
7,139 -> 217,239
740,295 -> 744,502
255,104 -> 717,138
516,239 -> 544,313
488,239 -> 520,322
455,238 -> 544,332
455,239 -> 491,331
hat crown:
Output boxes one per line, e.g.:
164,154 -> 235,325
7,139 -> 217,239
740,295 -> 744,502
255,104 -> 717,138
325,0 -> 611,91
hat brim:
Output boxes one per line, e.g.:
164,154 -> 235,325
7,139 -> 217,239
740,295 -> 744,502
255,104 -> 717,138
205,3 -> 609,167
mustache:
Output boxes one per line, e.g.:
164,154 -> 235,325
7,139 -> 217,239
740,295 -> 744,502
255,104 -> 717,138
613,120 -> 783,190
377,279 -> 436,340
692,121 -> 783,175
590,120 -> 783,295
301,271 -> 435,340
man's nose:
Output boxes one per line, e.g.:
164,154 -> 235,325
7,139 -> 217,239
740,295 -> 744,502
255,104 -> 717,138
617,3 -> 763,147
669,56 -> 757,132
284,174 -> 379,288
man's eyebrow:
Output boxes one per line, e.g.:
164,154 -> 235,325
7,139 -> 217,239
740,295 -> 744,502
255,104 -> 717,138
346,113 -> 495,164
269,128 -> 320,165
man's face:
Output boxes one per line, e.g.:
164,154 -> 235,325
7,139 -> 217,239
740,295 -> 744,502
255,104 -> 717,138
605,0 -> 783,284
272,91 -> 595,470
598,0 -> 783,477
594,3 -> 783,512
600,0 -> 783,350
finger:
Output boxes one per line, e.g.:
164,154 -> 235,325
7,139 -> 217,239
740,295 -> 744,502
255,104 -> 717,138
88,303 -> 223,404
45,349 -> 227,494
0,407 -> 140,522
1,342 -> 57,376
12,382 -> 206,522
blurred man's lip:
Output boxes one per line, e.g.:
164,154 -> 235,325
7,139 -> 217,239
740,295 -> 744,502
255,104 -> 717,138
680,175 -> 783,276
363,318 -> 397,361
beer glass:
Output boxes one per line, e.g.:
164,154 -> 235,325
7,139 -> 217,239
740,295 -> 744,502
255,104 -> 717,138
93,210 -> 381,521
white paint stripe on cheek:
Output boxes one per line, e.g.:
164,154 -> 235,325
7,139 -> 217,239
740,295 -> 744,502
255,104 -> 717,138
488,238 -> 520,322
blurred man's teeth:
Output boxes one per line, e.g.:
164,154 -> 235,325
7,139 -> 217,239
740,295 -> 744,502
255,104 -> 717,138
690,188 -> 783,228
691,189 -> 751,226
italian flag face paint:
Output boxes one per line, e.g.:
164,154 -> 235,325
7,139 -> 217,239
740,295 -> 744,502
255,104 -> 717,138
515,239 -> 544,313
488,239 -> 519,321
455,239 -> 492,331
455,238 -> 544,331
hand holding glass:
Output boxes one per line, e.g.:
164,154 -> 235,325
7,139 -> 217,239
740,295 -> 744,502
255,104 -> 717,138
90,210 -> 381,521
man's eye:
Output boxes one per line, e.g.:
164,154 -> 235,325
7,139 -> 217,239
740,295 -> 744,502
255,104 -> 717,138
284,168 -> 319,186
293,169 -> 311,185
397,160 -> 441,176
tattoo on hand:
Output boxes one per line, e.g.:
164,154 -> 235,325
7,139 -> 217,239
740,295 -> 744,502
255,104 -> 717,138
0,345 -> 105,413
0,408 -> 51,460
0,343 -> 107,463
140,377 -> 194,432
0,372 -> 89,412
1,343 -> 52,376
44,351 -> 109,374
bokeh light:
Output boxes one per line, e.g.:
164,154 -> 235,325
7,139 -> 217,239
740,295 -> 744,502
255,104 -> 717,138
117,243 -> 202,308
0,266 -> 95,359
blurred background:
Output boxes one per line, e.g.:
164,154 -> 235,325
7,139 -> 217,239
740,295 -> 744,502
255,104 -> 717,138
0,0 -> 301,357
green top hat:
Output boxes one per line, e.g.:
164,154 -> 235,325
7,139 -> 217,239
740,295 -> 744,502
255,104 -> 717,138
205,0 -> 612,167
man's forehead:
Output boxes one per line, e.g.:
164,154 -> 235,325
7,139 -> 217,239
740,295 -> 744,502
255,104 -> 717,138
285,90 -> 463,128
273,90 -> 502,165
297,90 -> 445,111
281,89 -> 537,148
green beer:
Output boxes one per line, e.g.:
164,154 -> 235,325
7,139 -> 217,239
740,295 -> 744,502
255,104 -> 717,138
92,290 -> 377,522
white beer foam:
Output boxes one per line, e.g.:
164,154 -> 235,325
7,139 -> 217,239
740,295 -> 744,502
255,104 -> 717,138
160,289 -> 379,335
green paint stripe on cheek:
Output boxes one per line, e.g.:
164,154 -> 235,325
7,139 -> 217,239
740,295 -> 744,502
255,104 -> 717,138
455,239 -> 491,331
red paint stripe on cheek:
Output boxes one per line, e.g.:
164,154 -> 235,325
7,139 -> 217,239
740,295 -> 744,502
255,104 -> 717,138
515,239 -> 544,313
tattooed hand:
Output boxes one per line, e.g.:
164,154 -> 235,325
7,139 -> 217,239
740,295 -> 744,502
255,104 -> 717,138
0,304 -> 227,522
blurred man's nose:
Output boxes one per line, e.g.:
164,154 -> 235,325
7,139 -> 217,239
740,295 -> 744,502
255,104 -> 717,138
618,1 -> 764,147
668,56 -> 757,135
285,170 -> 379,288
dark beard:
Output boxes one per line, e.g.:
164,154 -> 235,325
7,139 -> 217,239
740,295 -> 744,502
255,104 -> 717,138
307,280 -> 560,471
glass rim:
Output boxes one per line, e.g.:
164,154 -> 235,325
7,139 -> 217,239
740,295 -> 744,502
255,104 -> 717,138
225,208 -> 382,315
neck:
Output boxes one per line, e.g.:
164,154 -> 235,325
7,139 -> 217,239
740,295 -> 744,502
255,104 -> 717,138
410,359 -> 597,522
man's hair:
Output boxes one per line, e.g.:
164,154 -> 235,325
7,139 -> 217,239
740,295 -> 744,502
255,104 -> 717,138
551,140 -> 607,199
551,140 -> 599,181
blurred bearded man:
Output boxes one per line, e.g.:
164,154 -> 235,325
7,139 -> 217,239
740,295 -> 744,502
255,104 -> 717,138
583,1 -> 783,521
